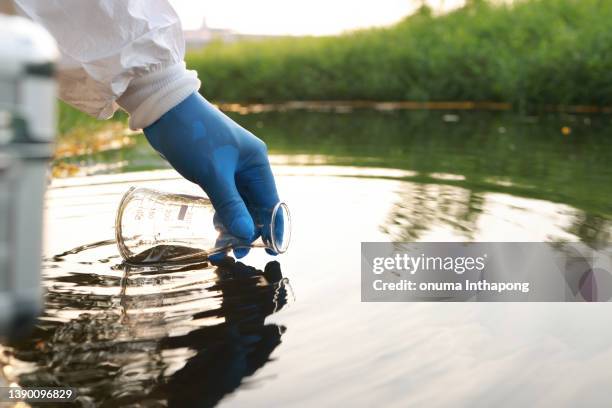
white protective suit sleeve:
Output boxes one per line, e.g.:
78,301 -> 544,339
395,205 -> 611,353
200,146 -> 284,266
14,0 -> 201,130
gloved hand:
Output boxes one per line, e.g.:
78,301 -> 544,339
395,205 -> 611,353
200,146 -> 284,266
143,92 -> 280,260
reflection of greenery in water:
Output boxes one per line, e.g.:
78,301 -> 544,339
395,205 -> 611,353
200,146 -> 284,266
382,184 -> 485,242
56,109 -> 612,243
60,110 -> 612,215
249,110 -> 612,217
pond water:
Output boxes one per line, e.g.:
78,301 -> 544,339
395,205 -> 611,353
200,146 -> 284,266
2,109 -> 612,407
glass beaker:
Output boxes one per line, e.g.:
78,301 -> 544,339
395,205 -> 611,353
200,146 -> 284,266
115,187 -> 291,264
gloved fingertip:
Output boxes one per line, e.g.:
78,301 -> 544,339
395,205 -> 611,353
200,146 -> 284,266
234,247 -> 250,259
265,248 -> 278,256
229,215 -> 255,240
209,251 -> 228,265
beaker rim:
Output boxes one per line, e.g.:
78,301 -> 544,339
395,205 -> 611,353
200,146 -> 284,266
270,201 -> 291,254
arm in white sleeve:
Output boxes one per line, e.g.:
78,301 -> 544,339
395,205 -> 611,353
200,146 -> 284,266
14,0 -> 200,129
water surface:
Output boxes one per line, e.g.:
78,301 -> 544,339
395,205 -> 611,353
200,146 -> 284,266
2,109 -> 612,407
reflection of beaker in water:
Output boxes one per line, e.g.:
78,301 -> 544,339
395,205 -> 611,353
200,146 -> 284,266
2,254 -> 292,407
115,187 -> 291,264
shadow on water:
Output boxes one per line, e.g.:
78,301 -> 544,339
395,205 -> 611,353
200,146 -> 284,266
1,241 -> 292,407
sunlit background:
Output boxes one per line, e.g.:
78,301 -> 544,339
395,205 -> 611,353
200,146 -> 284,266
169,0 -> 468,35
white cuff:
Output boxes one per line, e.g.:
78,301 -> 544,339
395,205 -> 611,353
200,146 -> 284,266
116,62 -> 201,130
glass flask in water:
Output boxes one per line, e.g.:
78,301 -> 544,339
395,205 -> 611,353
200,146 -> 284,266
115,187 -> 291,264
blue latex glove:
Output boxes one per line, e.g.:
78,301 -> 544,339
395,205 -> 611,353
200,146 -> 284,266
143,92 -> 280,260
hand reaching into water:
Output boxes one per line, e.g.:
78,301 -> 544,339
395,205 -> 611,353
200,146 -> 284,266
143,92 -> 281,260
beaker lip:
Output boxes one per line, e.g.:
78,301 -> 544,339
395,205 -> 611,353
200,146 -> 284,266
270,201 -> 291,254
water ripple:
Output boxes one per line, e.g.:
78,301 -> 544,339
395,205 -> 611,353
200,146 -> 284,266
1,240 -> 292,407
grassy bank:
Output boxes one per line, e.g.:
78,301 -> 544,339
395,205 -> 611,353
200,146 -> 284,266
54,101 -> 130,170
56,0 -> 612,138
187,0 -> 612,108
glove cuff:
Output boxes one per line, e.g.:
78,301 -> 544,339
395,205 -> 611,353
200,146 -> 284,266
117,62 -> 201,130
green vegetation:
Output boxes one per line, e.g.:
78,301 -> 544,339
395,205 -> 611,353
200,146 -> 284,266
56,0 -> 612,140
187,0 -> 612,108
54,101 -> 129,168
58,101 -> 126,136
